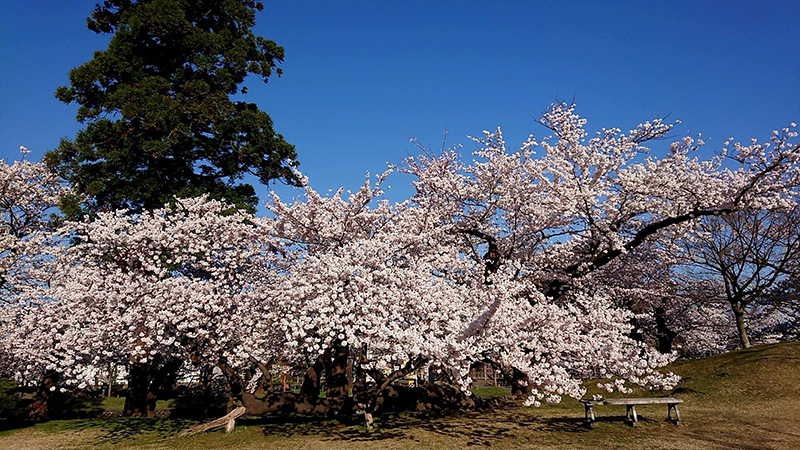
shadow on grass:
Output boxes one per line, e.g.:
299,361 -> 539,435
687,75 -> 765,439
249,410 -> 600,447
0,396 -> 109,432
38,417 -> 198,445
96,417 -> 198,444
25,410 -> 670,447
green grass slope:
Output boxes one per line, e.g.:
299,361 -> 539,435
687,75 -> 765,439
1,341 -> 799,449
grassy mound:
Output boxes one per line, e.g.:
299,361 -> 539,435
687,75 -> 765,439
1,341 -> 798,449
670,340 -> 800,401
570,341 -> 800,449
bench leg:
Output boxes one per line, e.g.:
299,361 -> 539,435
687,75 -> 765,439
670,404 -> 681,425
584,404 -> 595,427
625,405 -> 638,425
667,404 -> 681,424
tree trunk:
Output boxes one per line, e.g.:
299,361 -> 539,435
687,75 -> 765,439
216,355 -> 490,428
300,353 -> 326,398
199,365 -> 214,417
150,356 -> 182,413
107,364 -> 116,398
28,371 -> 60,422
219,358 -> 343,417
123,356 -> 183,417
509,368 -> 529,397
354,345 -> 369,386
217,361 -> 244,406
325,343 -> 351,399
629,317 -> 645,342
654,307 -> 677,354
733,306 -> 751,349
180,406 -> 246,436
124,362 -> 151,417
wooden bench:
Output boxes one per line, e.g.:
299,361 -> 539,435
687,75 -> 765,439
579,397 -> 682,427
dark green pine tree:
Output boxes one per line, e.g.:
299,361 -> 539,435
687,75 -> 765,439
43,0 -> 299,418
46,0 -> 299,214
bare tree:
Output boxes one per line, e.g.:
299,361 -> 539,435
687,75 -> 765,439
680,208 -> 800,348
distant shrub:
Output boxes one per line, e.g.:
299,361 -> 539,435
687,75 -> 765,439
0,377 -> 21,418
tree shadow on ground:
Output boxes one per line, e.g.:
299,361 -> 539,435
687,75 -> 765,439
96,418 -> 198,444
49,417 -> 198,445
0,396 -> 109,432
251,410 -> 607,447
61,396 -> 106,419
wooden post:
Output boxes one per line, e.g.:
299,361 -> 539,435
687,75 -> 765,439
364,411 -> 374,430
180,407 -> 246,436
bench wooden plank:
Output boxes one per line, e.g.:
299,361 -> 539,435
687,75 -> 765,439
580,397 -> 682,406
603,397 -> 682,405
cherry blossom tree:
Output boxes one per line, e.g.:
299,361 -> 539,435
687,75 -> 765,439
401,102 -> 799,393
595,242 -> 732,355
228,174 -> 480,423
0,148 -> 71,420
238,164 -> 681,421
5,196 -> 283,417
767,271 -> 800,341
1,148 -> 70,301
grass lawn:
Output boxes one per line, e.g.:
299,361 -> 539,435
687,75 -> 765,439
97,396 -> 176,412
1,341 -> 799,449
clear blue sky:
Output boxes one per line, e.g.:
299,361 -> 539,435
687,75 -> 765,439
2,0 -> 799,205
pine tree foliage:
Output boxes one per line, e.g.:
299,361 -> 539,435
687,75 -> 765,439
46,0 -> 298,213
